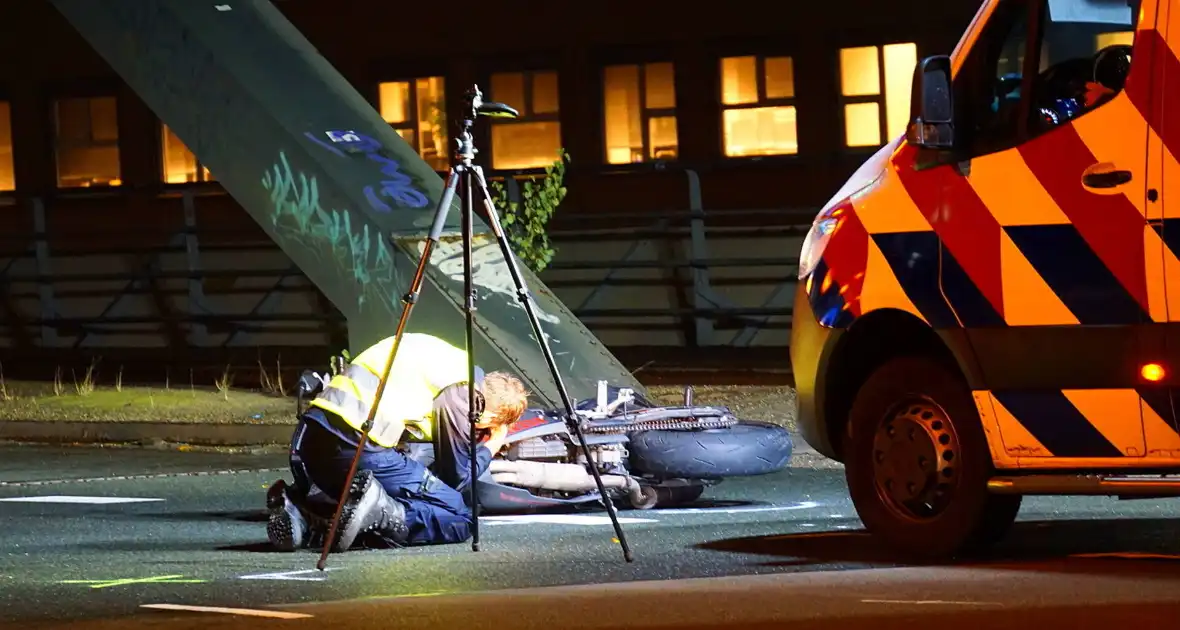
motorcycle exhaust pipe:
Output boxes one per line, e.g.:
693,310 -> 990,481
488,460 -> 645,505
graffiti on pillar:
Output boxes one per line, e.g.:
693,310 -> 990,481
416,236 -> 562,325
261,150 -> 398,312
262,148 -> 563,343
303,130 -> 430,211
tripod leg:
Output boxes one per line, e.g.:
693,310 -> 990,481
315,168 -> 460,571
469,167 -> 634,563
460,167 -> 481,553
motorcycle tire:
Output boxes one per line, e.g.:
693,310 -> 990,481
627,421 -> 793,480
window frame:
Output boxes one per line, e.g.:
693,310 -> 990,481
50,91 -> 123,190
837,45 -> 889,149
484,67 -> 563,173
159,122 -> 215,185
836,41 -> 921,151
600,60 -> 679,166
0,98 -> 16,193
717,51 -> 801,160
374,74 -> 451,173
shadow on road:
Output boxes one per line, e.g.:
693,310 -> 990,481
697,517 -> 1180,572
154,510 -> 269,523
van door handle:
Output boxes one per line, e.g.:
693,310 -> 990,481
1082,162 -> 1132,189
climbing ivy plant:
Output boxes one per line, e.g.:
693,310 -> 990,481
487,148 -> 570,274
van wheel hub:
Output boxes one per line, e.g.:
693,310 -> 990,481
871,399 -> 960,520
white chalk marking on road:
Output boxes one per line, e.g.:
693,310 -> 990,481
647,501 -> 821,515
141,603 -> 312,619
239,569 -> 339,581
479,502 -> 824,525
480,514 -> 658,525
861,599 -> 1003,606
0,495 -> 164,504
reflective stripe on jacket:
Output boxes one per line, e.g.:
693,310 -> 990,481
309,333 -> 478,447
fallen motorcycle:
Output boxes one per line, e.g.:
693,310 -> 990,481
294,372 -> 793,513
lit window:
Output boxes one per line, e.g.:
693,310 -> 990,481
53,96 -> 121,188
378,76 -> 449,171
603,62 -> 678,164
488,70 -> 562,170
720,55 -> 798,157
0,102 -> 14,191
161,124 -> 214,183
839,43 -> 918,148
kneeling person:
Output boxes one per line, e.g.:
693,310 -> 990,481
268,332 -> 527,551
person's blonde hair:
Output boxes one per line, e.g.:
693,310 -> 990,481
480,371 -> 529,428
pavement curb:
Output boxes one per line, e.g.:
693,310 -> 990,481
0,420 -> 294,447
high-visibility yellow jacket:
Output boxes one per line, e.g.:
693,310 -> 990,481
309,333 -> 475,448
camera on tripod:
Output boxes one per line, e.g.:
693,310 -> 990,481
454,85 -> 518,165
464,85 -> 519,121
316,83 -> 635,569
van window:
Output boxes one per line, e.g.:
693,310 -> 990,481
956,0 -> 1035,156
955,0 -> 1139,158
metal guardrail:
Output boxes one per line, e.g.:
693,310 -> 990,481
0,169 -> 811,350
502,168 -> 807,346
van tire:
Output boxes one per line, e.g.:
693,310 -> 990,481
843,356 -> 1021,561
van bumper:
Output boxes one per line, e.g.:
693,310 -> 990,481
789,281 -> 843,462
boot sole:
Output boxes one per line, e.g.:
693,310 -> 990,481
266,481 -> 301,552
333,470 -> 377,552
267,512 -> 297,552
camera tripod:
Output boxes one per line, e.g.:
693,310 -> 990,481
316,85 -> 633,570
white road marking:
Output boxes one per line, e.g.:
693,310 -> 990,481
861,599 -> 1003,606
239,569 -> 339,581
646,501 -> 822,515
0,495 -> 164,504
141,604 -> 311,619
478,502 -> 824,526
480,514 -> 658,525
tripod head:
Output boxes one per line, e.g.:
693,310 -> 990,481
463,84 -> 519,122
455,84 -> 518,164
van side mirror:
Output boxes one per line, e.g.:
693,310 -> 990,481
906,55 -> 954,150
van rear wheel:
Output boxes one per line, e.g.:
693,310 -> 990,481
843,356 -> 1021,560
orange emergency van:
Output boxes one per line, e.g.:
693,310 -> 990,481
790,0 -> 1179,559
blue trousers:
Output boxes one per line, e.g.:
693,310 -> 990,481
289,414 -> 472,547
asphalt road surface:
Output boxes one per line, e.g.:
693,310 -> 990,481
2,444 -> 1180,629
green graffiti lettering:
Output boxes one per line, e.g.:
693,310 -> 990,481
262,150 -> 403,315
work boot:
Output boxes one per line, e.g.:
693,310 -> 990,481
334,469 -> 410,552
266,479 -> 307,552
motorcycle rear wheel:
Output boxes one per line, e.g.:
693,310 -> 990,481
627,421 -> 793,480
